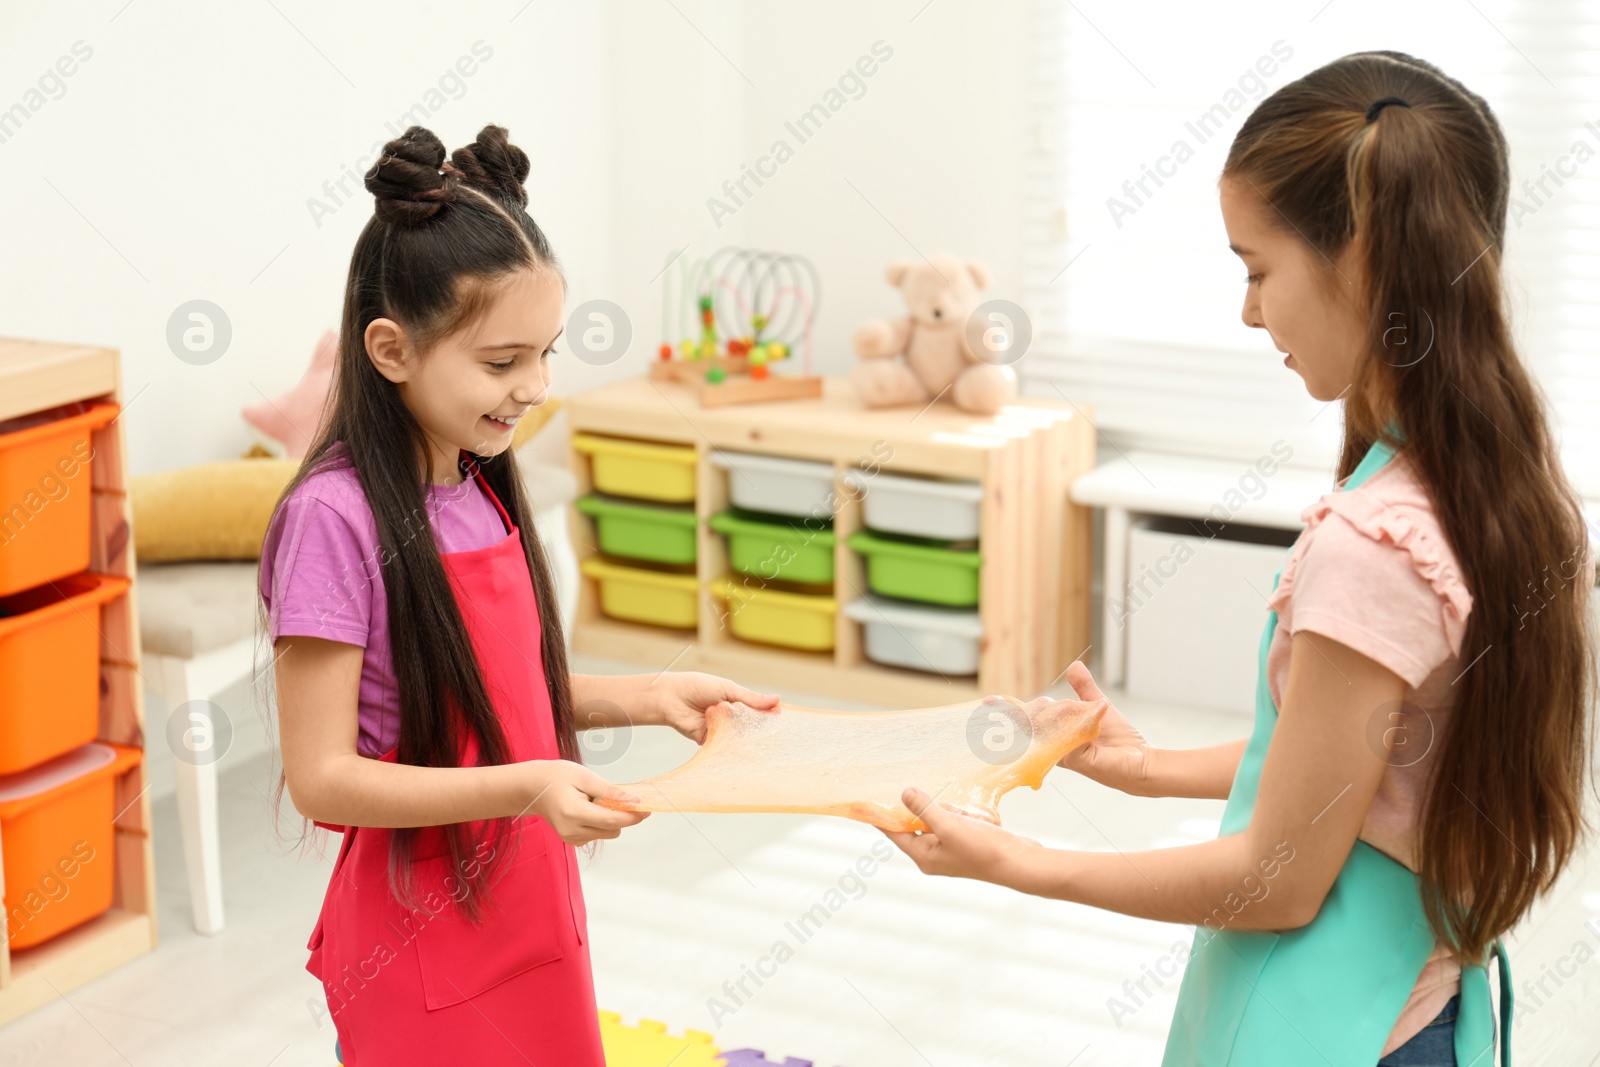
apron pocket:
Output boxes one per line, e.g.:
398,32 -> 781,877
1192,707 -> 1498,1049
564,846 -> 587,947
411,833 -> 567,1010
305,911 -> 327,982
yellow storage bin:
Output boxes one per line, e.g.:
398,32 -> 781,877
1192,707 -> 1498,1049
572,433 -> 697,503
582,557 -> 698,629
712,577 -> 836,652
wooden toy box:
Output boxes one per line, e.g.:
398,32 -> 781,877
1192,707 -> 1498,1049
0,337 -> 156,1025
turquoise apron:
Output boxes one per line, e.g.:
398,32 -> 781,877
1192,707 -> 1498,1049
1162,436 -> 1513,1066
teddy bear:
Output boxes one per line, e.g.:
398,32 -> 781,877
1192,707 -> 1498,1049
850,253 -> 1018,416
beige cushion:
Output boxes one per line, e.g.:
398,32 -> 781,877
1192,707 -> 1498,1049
137,561 -> 261,658
132,459 -> 299,563
133,400 -> 567,564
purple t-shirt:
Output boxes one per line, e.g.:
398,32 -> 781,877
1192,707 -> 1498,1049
259,443 -> 509,757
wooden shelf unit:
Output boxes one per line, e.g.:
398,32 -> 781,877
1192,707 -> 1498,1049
566,375 -> 1095,706
0,337 -> 157,1026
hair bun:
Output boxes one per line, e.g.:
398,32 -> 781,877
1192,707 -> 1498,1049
448,125 -> 531,209
365,126 -> 458,225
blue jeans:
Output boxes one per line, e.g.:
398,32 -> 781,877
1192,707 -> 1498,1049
1378,994 -> 1468,1066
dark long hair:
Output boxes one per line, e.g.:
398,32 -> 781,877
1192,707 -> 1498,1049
1225,53 -> 1594,962
258,124 -> 578,920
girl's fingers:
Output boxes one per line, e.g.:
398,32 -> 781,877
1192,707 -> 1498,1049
589,807 -> 650,837
1066,660 -> 1106,703
729,683 -> 781,710
574,766 -> 640,804
880,827 -> 913,849
901,787 -> 953,833
561,796 -> 649,835
880,826 -> 934,863
589,806 -> 648,830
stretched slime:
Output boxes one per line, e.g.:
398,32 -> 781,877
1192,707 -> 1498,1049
598,695 -> 1107,831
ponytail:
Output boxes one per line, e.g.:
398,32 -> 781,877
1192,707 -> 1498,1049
1225,52 -> 1594,962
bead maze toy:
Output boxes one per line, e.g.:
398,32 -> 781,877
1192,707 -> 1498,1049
652,247 -> 825,407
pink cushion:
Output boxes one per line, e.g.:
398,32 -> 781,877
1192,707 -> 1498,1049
243,329 -> 336,459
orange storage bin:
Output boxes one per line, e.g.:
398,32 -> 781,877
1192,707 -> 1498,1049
0,742 -> 141,950
0,399 -> 120,597
0,571 -> 130,775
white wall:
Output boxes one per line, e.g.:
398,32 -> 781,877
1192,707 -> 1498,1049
600,1 -> 1033,390
0,0 -> 1035,477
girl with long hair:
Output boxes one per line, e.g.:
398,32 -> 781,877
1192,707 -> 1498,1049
884,51 -> 1595,1066
259,124 -> 777,1065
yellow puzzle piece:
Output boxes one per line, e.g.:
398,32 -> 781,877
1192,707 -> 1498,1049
598,1010 -> 724,1067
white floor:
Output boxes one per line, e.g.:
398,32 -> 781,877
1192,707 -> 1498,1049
4,652 -> 1599,1066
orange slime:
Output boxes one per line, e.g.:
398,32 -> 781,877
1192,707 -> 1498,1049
598,695 -> 1107,832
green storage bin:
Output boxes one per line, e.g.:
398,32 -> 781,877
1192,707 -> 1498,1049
709,509 -> 836,585
575,493 -> 698,565
846,530 -> 982,607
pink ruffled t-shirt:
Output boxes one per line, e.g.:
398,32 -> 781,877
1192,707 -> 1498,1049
1264,454 -> 1468,1056
258,443 -> 509,758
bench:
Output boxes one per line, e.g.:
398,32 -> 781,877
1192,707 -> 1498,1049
1071,450 -> 1335,689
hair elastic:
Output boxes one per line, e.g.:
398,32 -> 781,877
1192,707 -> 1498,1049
1366,96 -> 1412,122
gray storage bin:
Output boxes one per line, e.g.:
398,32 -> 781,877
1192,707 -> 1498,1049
842,468 -> 984,541
710,451 -> 837,519
843,594 -> 984,676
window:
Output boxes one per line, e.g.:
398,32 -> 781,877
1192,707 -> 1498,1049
1023,0 -> 1600,498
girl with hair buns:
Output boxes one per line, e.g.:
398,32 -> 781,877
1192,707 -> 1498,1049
258,124 -> 777,1064
884,52 -> 1594,1066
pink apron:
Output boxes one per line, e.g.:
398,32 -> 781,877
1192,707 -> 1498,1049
306,455 -> 604,1065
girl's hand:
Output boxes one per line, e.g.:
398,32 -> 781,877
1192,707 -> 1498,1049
649,671 -> 780,744
881,786 -> 1043,888
525,760 -> 650,847
1055,661 -> 1153,795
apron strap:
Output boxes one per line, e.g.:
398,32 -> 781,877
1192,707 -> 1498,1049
1494,937 -> 1514,1067
1457,937 -> 1514,1067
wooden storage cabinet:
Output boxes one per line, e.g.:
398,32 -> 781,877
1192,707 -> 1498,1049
0,337 -> 157,1025
566,376 -> 1095,706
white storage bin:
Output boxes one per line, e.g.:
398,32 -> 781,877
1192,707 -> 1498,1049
843,595 -> 984,676
842,468 -> 984,541
1124,516 -> 1297,715
710,451 -> 836,519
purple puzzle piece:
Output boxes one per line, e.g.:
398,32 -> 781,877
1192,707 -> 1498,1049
719,1050 -> 824,1067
